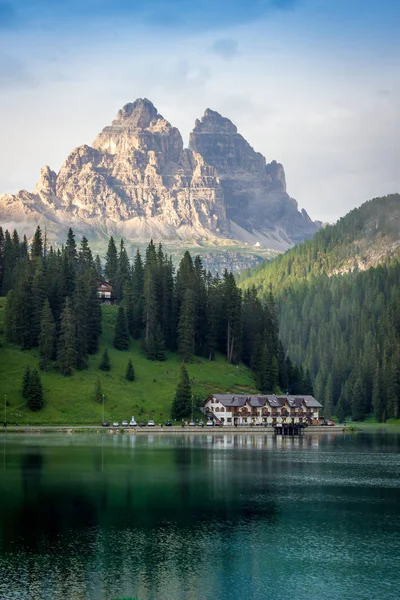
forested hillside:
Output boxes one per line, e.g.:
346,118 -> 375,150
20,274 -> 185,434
238,195 -> 400,422
0,225 -> 311,422
238,194 -> 400,294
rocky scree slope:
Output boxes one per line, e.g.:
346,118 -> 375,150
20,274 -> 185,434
0,99 -> 319,251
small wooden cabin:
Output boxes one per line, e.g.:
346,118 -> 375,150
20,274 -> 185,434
97,279 -> 114,304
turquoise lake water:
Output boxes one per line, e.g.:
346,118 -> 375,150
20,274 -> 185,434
0,432 -> 399,600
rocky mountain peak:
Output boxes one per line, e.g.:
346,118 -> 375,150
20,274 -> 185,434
92,98 -> 183,160
0,97 -> 320,252
193,109 -> 238,134
114,98 -> 160,129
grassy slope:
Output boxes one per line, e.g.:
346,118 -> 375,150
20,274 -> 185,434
0,301 -> 258,425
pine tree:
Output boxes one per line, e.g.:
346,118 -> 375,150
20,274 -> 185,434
131,249 -> 144,338
94,377 -> 103,403
177,288 -> 195,361
31,226 -> 43,261
171,363 -> 192,420
146,323 -> 166,361
73,273 -> 89,370
126,359 -> 135,381
22,365 -> 31,399
113,306 -> 129,350
31,259 -> 47,346
94,254 -> 103,278
39,299 -> 55,371
99,347 -> 111,371
114,239 -> 130,301
105,236 -> 118,284
27,368 -> 44,411
58,298 -> 77,376
85,269 -> 102,354
78,236 -> 93,269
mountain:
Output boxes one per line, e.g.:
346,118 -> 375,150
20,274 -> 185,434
0,98 -> 319,254
237,194 -> 400,294
237,194 -> 400,423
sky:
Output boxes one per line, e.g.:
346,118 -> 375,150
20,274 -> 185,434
0,0 -> 399,223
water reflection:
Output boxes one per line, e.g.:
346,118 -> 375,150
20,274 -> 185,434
0,433 -> 399,600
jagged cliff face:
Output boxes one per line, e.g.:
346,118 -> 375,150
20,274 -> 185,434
189,109 -> 317,246
0,98 -> 319,250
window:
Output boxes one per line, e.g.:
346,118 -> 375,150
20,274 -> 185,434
227,418 -> 232,423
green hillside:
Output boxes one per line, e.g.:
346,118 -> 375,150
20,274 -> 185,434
237,194 -> 400,422
0,301 -> 258,425
238,194 -> 400,297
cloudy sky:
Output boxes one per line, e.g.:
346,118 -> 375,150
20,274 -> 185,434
0,0 -> 399,222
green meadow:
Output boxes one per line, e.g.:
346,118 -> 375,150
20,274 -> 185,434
0,301 -> 258,425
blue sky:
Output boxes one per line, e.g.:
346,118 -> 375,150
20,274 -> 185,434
0,0 -> 399,221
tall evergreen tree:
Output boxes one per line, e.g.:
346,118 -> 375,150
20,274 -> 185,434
58,298 -> 77,376
131,249 -> 145,338
114,239 -> 131,301
177,288 -> 195,361
31,226 -> 43,261
94,254 -> 103,278
27,368 -> 44,411
113,307 -> 129,350
39,299 -> 55,371
171,363 -> 192,420
105,236 -> 118,283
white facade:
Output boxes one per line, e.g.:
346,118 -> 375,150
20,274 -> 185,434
203,394 -> 322,426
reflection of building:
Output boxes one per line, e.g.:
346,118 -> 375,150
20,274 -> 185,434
202,394 -> 322,426
96,279 -> 114,304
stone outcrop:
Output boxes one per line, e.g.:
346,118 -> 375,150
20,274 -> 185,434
0,98 -> 320,250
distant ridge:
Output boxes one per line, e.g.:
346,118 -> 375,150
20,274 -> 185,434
237,194 -> 400,295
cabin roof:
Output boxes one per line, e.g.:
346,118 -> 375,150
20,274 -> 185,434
96,278 -> 113,288
206,394 -> 322,409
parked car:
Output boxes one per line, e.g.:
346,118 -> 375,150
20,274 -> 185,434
189,421 -> 196,426
101,422 -> 110,427
122,420 -> 129,427
165,420 -> 172,426
139,422 -> 147,428
112,422 -> 119,427
129,420 -> 137,427
214,420 -> 222,426
147,419 -> 155,427
206,420 -> 214,427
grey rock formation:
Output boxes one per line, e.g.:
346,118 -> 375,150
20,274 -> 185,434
189,108 -> 318,246
0,98 -> 319,250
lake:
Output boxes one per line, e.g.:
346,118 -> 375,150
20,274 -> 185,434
0,432 -> 399,600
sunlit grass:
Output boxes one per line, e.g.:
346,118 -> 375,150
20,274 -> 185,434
0,301 -> 258,425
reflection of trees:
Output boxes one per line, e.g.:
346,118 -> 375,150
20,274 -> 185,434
0,437 -> 280,598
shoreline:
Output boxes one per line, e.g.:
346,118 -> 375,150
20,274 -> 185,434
0,425 -> 394,435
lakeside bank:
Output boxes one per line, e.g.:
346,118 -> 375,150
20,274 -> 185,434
0,425 -> 376,435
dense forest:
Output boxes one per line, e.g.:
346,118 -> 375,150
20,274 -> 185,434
238,194 -> 400,291
0,226 -> 311,407
238,195 -> 400,421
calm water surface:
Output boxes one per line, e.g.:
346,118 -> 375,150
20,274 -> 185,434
0,432 -> 399,600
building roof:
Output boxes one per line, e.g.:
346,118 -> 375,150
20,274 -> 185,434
206,394 -> 322,409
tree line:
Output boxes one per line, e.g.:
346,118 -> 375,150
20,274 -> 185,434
0,226 -> 311,401
102,236 -> 311,395
2,226 -> 102,375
